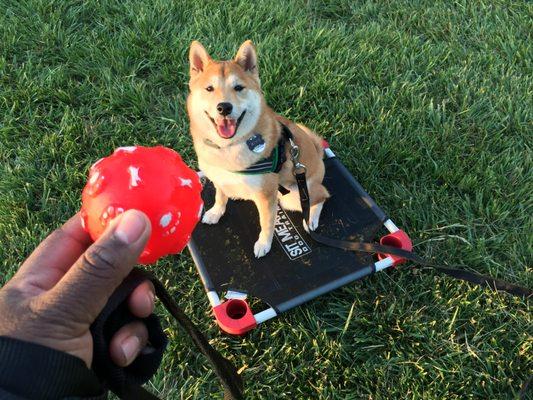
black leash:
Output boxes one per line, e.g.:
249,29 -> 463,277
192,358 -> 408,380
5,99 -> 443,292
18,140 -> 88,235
283,126 -> 531,299
91,268 -> 244,400
151,275 -> 244,399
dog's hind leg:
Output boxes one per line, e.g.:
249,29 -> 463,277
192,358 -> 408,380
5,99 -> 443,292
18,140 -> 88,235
202,185 -> 228,224
308,183 -> 329,231
279,180 -> 329,230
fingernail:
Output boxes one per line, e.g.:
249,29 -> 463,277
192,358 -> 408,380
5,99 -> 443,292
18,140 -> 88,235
146,290 -> 155,311
121,336 -> 140,364
115,211 -> 147,244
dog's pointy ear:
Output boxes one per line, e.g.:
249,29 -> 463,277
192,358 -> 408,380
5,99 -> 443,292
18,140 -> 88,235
234,40 -> 259,83
189,41 -> 211,77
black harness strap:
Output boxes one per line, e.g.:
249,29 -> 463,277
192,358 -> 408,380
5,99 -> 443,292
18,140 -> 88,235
289,135 -> 532,299
278,185 -> 290,195
280,123 -> 294,142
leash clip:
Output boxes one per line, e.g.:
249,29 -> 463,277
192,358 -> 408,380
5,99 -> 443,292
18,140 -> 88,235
289,138 -> 307,176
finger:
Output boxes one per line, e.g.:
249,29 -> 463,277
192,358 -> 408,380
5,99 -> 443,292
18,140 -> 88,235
41,210 -> 151,324
109,321 -> 149,367
128,280 -> 155,318
13,213 -> 92,293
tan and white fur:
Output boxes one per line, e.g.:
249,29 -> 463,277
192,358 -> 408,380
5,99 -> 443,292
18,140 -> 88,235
187,40 -> 329,258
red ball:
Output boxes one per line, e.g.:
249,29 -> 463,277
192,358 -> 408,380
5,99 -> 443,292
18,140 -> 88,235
81,146 -> 203,264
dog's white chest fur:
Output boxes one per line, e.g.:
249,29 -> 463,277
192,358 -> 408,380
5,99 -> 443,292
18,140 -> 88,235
200,161 -> 264,200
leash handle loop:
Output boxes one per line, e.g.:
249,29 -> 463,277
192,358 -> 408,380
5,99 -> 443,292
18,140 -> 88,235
91,268 -> 244,400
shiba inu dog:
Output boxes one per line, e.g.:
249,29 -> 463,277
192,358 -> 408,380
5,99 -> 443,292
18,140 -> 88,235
187,40 -> 329,258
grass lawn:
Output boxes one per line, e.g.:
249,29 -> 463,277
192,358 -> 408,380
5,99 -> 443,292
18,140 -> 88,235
0,0 -> 531,398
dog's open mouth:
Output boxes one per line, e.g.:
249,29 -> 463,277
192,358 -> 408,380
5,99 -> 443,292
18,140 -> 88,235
205,110 -> 246,139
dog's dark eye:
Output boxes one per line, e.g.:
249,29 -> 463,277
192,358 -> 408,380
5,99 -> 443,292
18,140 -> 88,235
206,85 -> 214,92
234,85 -> 245,92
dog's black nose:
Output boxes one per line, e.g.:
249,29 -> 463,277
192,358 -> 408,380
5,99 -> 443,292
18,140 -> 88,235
216,102 -> 233,116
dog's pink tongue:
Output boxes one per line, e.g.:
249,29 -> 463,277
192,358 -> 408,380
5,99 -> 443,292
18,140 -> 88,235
217,118 -> 236,138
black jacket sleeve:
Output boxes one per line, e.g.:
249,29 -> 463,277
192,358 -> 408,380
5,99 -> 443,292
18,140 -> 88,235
0,336 -> 106,400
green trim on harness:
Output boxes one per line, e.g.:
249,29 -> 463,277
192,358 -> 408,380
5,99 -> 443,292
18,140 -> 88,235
235,138 -> 285,175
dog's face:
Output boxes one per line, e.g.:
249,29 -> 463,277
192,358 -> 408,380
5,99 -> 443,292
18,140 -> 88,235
187,40 -> 262,141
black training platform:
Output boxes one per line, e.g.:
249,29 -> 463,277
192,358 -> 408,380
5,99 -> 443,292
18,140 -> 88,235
188,151 -> 400,334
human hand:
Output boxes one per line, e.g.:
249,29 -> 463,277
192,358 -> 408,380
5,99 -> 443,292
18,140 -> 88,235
0,210 -> 154,368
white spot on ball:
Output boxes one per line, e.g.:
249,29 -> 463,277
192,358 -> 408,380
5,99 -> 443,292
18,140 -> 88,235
179,177 -> 193,188
170,226 -> 176,234
89,171 -> 100,185
116,146 -> 137,153
128,166 -> 141,187
160,212 -> 172,228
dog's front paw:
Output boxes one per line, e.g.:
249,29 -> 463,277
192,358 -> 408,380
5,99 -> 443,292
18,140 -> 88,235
202,207 -> 225,224
254,237 -> 272,258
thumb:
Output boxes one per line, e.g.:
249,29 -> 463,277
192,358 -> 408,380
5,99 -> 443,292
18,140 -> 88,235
40,209 -> 151,325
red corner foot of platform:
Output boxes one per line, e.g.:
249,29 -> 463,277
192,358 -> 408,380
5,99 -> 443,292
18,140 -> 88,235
213,299 -> 257,335
378,230 -> 413,266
